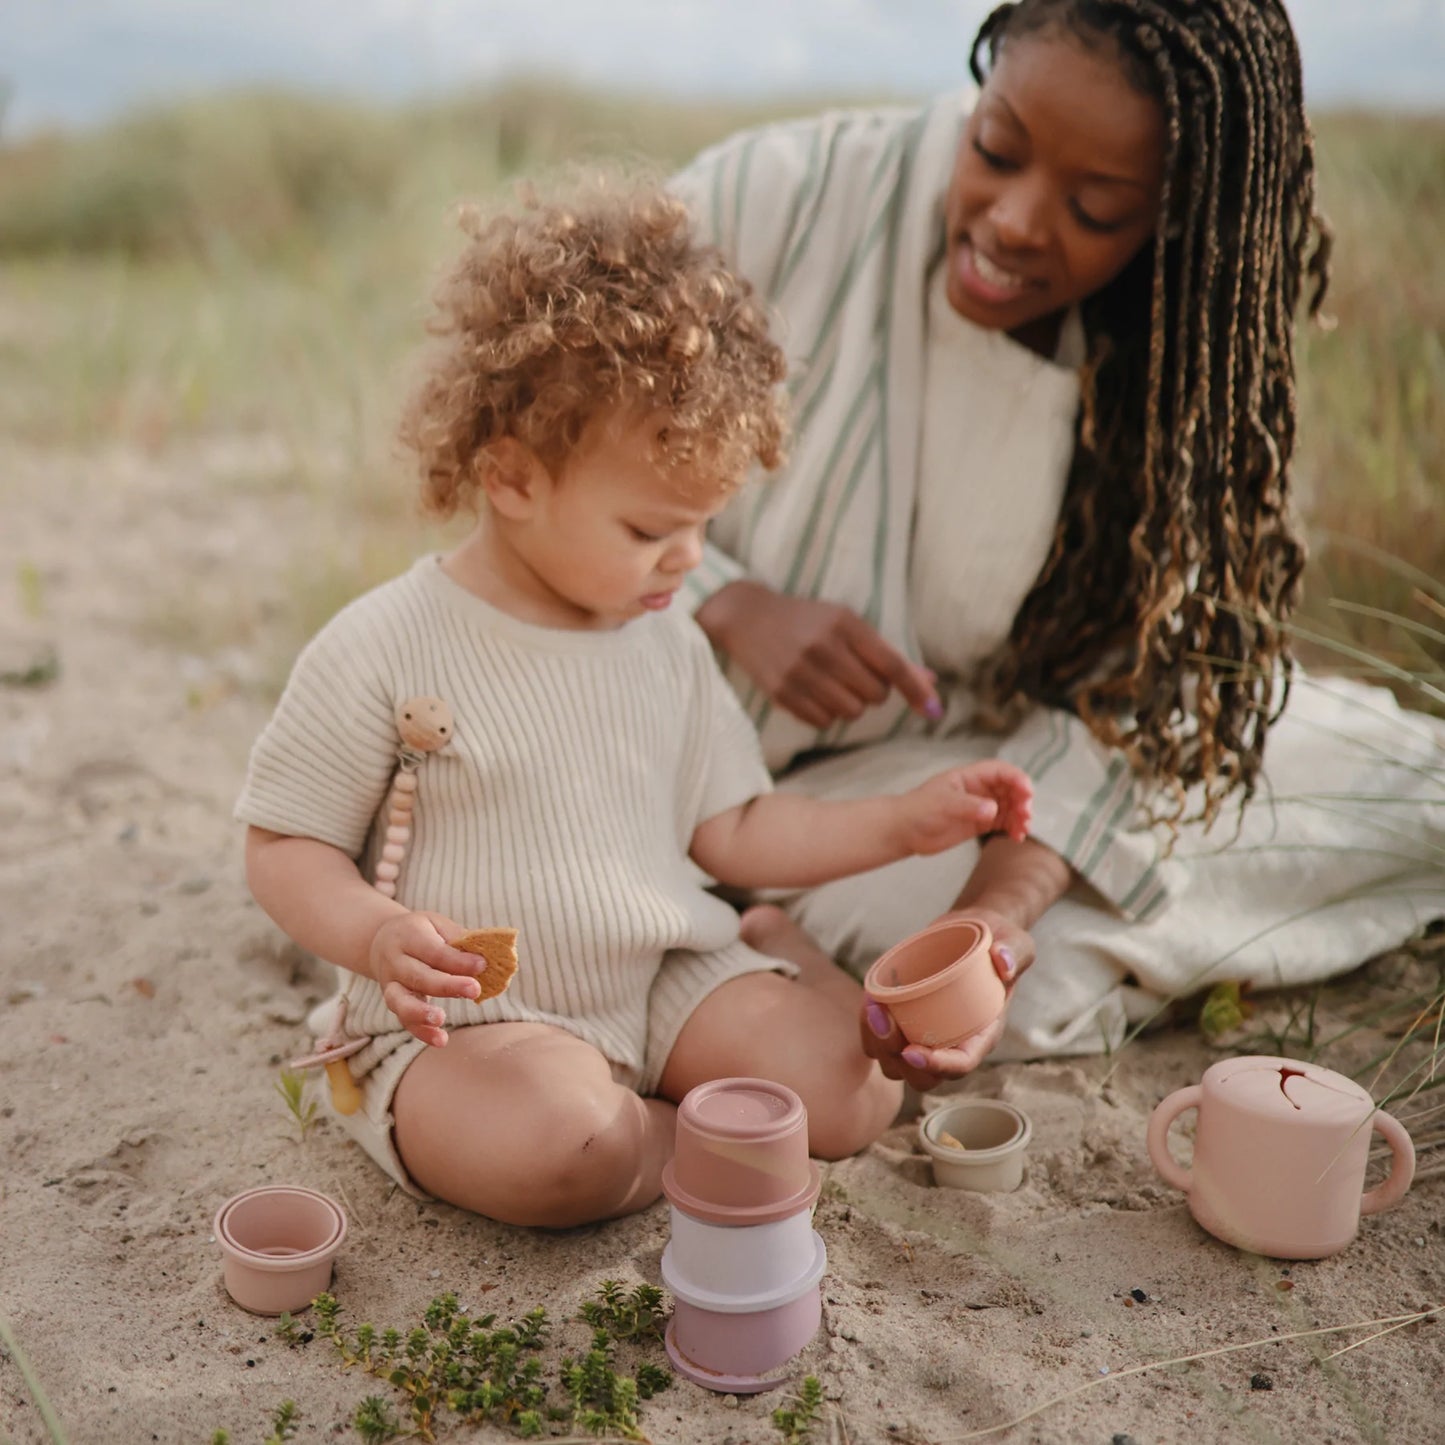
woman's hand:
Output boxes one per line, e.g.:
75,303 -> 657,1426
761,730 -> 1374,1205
858,906 -> 1036,1090
696,579 -> 940,729
369,911 -> 488,1047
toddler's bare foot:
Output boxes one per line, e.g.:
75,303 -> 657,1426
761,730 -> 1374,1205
740,905 -> 862,1008
738,903 -> 802,956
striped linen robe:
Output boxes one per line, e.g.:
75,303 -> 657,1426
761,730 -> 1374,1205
673,96 -> 1445,1056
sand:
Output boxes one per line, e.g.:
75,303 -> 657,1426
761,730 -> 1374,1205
1,439 -> 1441,1445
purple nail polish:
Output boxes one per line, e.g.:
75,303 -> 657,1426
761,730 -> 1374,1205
901,1047 -> 929,1070
998,945 -> 1017,980
865,1003 -> 892,1038
924,697 -> 944,720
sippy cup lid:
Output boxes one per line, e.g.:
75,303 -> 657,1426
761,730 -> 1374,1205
1207,1055 -> 1375,1124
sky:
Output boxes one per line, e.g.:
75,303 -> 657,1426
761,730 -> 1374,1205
5,0 -> 1444,138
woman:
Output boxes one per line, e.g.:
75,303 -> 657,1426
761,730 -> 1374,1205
671,0 -> 1445,1086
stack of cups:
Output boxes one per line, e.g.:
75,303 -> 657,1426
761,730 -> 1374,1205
661,1078 -> 826,1394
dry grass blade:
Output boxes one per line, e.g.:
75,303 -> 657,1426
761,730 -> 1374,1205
940,1306 -> 1444,1442
0,1314 -> 68,1445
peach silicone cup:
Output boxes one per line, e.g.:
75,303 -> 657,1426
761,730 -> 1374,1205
661,1078 -> 821,1226
214,1186 -> 347,1315
663,1233 -> 827,1393
863,917 -> 1003,1049
663,1205 -> 820,1300
918,1098 -> 1032,1192
1147,1055 -> 1416,1260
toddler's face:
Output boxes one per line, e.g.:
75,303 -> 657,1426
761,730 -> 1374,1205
517,414 -> 732,629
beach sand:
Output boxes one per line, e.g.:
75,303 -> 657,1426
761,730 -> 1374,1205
2,439 -> 1441,1445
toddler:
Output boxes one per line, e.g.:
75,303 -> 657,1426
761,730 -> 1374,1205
236,179 -> 1033,1227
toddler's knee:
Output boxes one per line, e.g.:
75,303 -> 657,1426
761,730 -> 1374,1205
502,1099 -> 651,1228
806,1069 -> 903,1160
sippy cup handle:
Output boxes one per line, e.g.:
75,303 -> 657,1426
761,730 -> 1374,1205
1360,1111 -> 1416,1216
1146,1085 -> 1202,1193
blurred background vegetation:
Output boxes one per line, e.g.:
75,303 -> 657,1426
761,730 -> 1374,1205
0,85 -> 1440,702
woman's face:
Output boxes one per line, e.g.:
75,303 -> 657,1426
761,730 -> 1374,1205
944,29 -> 1166,352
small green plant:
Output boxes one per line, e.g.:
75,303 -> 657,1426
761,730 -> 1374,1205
314,1292 -> 551,1442
209,1401 -> 299,1445
560,1328 -> 668,1441
0,644 -> 59,689
274,1311 -> 310,1345
772,1375 -> 824,1444
353,1395 -> 402,1444
312,1289 -> 673,1442
274,1067 -> 318,1141
1198,980 -> 1255,1041
578,1281 -> 668,1343
263,1401 -> 300,1445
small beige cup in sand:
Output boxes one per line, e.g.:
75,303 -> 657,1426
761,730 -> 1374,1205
918,1098 -> 1032,1192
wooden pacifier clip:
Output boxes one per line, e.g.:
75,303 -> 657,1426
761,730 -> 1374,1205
290,696 -> 456,1113
374,696 -> 455,899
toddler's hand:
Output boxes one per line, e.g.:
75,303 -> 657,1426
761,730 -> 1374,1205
369,911 -> 489,1047
898,761 -> 1033,856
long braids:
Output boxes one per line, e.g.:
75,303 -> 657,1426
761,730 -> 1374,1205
973,0 -> 1331,824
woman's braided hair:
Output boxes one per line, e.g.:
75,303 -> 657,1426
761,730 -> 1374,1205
972,0 -> 1331,824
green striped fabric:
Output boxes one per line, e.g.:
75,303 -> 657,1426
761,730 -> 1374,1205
670,97 -> 1176,919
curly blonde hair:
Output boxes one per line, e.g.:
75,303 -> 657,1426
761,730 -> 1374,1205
401,177 -> 787,515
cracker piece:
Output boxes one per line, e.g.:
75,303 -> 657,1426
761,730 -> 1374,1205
451,927 -> 520,1000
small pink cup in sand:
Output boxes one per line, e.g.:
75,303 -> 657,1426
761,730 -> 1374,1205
864,917 -> 1003,1049
661,1077 -> 820,1225
214,1186 -> 347,1315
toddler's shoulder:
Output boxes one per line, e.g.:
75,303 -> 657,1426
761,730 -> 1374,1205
302,558 -> 436,649
281,558 -> 444,701
647,606 -> 723,666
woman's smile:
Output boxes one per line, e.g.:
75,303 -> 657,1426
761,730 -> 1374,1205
954,239 -> 1042,304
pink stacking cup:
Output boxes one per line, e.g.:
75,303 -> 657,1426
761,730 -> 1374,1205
214,1186 -> 347,1316
662,1078 -> 820,1225
864,917 -> 1003,1049
663,1232 -> 827,1393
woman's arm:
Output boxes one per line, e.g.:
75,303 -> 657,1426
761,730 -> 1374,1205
245,827 -> 487,1046
951,833 -> 1074,934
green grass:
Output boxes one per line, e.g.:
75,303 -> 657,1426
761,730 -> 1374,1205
1291,112 -> 1445,700
1,87 -> 1441,681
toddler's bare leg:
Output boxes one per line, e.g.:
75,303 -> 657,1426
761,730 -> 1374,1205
658,965 -> 902,1160
393,1021 -> 675,1228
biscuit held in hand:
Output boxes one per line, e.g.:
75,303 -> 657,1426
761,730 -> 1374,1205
449,927 -> 520,1000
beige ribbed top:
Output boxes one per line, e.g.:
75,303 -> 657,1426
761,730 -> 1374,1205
911,267 -> 1083,729
235,556 -> 772,1074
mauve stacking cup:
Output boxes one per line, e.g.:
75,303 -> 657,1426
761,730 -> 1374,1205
661,1079 -> 826,1393
662,1077 -> 820,1223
